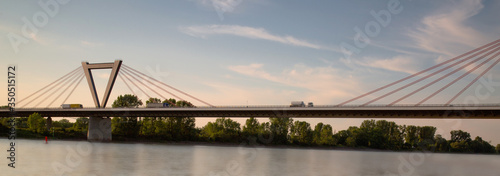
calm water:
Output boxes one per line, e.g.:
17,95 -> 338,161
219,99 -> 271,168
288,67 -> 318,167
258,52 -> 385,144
1,139 -> 499,176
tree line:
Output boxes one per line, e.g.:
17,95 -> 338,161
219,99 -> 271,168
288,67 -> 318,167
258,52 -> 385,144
1,94 -> 499,154
0,112 -> 89,139
108,94 -> 500,154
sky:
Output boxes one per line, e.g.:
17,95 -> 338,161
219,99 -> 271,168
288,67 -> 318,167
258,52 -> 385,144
1,0 -> 500,144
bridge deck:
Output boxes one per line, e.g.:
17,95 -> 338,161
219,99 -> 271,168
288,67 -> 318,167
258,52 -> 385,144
1,105 -> 500,119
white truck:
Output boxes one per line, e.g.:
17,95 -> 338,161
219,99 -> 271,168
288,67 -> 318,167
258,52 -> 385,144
290,101 -> 313,107
290,101 -> 305,107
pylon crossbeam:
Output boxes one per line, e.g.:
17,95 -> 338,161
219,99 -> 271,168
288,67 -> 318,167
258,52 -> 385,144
82,60 -> 122,108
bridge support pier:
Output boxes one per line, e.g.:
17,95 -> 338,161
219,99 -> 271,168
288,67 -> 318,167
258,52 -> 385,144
46,117 -> 52,131
87,117 -> 112,142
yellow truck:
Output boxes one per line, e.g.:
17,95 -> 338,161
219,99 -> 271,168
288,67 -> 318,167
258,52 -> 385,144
61,104 -> 83,109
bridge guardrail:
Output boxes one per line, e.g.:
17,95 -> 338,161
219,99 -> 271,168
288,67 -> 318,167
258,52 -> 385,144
8,103 -> 500,110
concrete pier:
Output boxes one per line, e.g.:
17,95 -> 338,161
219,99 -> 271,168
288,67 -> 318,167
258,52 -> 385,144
46,117 -> 52,131
87,117 -> 112,142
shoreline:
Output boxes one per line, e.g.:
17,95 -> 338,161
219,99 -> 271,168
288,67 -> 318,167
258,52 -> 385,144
7,137 -> 498,155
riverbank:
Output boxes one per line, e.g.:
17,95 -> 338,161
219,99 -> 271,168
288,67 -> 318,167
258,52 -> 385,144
11,136 -> 499,155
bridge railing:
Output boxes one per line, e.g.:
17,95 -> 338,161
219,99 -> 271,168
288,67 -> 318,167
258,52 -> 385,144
9,103 -> 500,110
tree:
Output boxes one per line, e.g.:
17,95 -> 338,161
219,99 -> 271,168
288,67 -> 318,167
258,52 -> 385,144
334,120 -> 404,149
319,124 -> 335,145
201,121 -> 221,141
416,126 -> 437,150
167,99 -> 196,141
163,98 -> 177,106
112,94 -> 143,108
111,94 -> 143,137
73,117 -> 89,132
141,97 -> 162,138
405,125 -> 419,147
201,117 -> 241,142
496,144 -> 500,154
112,116 -> 140,137
258,122 -> 272,144
418,126 -> 437,143
15,117 -> 29,128
169,116 -> 196,141
146,97 -> 161,104
378,120 -> 403,150
243,117 -> 260,137
450,130 -> 471,143
269,117 -> 293,144
352,120 -> 374,148
449,130 -> 472,153
359,120 -> 385,149
153,117 -> 169,138
176,100 -> 194,107
333,129 -> 350,146
450,140 -> 470,153
290,121 -> 312,145
0,118 -> 9,134
27,113 -> 46,133
59,119 -> 72,128
313,123 -> 324,144
434,134 -> 449,152
141,117 -> 157,137
141,97 -> 197,140
345,126 -> 360,147
470,136 -> 496,153
313,123 -> 334,146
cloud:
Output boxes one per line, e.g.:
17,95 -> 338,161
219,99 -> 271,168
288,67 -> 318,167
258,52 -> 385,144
180,25 -> 339,52
227,64 -> 280,82
195,0 -> 243,11
194,0 -> 243,20
204,0 -> 241,9
201,82 -> 296,105
226,63 -> 362,104
408,0 -> 489,57
355,56 -> 424,75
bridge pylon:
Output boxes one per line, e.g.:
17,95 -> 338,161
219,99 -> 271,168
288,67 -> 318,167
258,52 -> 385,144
81,60 -> 122,142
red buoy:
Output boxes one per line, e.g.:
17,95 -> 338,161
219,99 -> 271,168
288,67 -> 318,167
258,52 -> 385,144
45,136 -> 48,144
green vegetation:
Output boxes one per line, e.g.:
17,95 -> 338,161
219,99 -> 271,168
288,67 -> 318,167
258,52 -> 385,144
112,94 -> 143,138
73,117 -> 89,133
27,113 -> 46,133
313,123 -> 335,146
201,117 -> 240,142
290,120 -> 313,145
0,115 -> 87,139
109,95 -> 499,154
112,95 -> 197,141
1,95 -> 498,154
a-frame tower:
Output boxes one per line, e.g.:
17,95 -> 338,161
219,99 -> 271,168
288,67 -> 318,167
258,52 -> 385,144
82,60 -> 122,108
81,60 -> 122,141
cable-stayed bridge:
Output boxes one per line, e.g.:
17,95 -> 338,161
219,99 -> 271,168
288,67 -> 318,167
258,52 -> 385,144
3,39 -> 500,141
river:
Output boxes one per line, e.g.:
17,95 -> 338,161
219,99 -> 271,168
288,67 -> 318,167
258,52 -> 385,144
2,139 -> 499,176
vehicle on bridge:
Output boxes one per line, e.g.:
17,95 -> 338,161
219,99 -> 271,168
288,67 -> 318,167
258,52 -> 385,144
290,101 -> 305,107
290,101 -> 314,107
146,103 -> 170,108
61,104 -> 83,109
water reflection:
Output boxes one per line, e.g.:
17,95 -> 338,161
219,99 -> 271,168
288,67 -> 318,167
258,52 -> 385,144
1,139 -> 499,176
